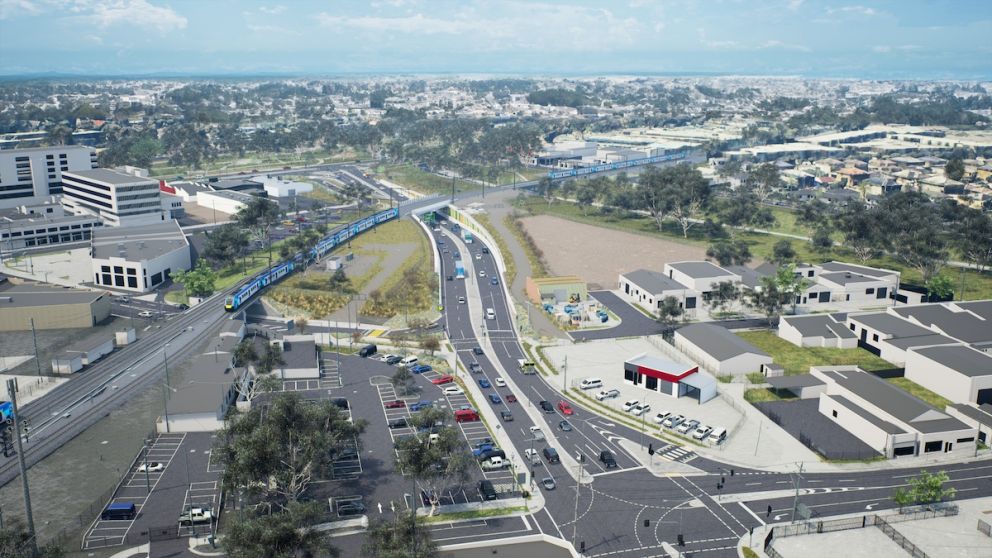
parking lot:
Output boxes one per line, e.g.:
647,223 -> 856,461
82,432 -> 222,549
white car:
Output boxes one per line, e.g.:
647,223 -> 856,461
138,462 -> 164,473
475,253 -> 482,260
494,377 -> 506,387
653,411 -> 671,425
677,419 -> 700,435
138,310 -> 154,318
479,270 -> 486,277
442,386 -> 464,396
596,389 -> 620,401
524,448 -> 541,464
621,400 -> 639,412
458,296 -> 466,304
631,403 -> 651,416
692,425 -> 713,440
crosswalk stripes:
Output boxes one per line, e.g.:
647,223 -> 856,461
657,444 -> 697,463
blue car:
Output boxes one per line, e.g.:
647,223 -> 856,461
410,401 -> 433,412
471,443 -> 495,457
489,393 -> 502,404
490,278 -> 498,285
478,379 -> 491,388
410,364 -> 433,374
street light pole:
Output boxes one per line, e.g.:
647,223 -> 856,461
163,345 -> 172,433
6,379 -> 37,557
143,440 -> 152,494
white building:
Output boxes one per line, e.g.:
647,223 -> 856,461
196,189 -> 254,215
779,314 -> 859,349
0,201 -> 102,252
674,323 -> 772,377
618,269 -> 698,317
255,175 -> 313,198
664,261 -> 739,295
90,219 -> 191,293
905,345 -> 992,406
811,366 -> 977,459
62,168 -> 164,227
792,261 -> 900,309
0,146 -> 98,209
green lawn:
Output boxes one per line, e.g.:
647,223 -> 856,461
475,213 -> 517,284
150,147 -> 365,179
736,330 -> 895,376
375,164 -> 473,196
513,196 -> 992,301
886,377 -> 953,409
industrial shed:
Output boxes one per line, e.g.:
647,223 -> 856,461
674,323 -> 772,376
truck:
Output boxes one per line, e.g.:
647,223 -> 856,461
0,401 -> 13,426
517,359 -> 536,375
462,230 -> 474,244
455,260 -> 465,279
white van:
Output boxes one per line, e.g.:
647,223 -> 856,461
579,378 -> 603,390
708,427 -> 727,445
399,356 -> 419,368
486,308 -> 495,320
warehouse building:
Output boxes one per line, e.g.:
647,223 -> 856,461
0,201 -> 102,251
779,314 -> 859,349
623,353 -> 716,403
196,189 -> 254,215
946,404 -> 992,446
811,366 -> 977,459
90,220 -> 191,293
159,333 -> 244,433
904,345 -> 992,406
673,323 -> 772,376
0,282 -> 110,332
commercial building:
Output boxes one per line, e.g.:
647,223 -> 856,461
904,345 -> 992,406
811,366 -> 977,459
90,220 -> 191,293
946,404 -> 992,446
673,323 -> 772,376
254,175 -> 313,198
196,189 -> 254,215
0,146 -> 98,209
617,269 -> 694,316
62,168 -> 164,226
159,337 -> 245,433
0,282 -> 110,332
779,313 -> 858,349
0,201 -> 102,252
525,275 -> 587,304
623,353 -> 716,403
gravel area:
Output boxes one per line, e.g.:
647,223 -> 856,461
517,215 -> 707,290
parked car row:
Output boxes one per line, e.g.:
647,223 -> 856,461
653,411 -> 727,444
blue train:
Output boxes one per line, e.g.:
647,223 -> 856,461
546,150 -> 691,180
224,207 -> 399,311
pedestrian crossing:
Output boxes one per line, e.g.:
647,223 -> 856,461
656,443 -> 697,463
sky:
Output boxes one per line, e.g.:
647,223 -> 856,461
0,0 -> 990,79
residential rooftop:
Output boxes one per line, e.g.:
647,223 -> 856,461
910,345 -> 992,378
667,261 -> 733,279
623,269 -> 685,294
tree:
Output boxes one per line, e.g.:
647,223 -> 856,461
717,194 -> 775,236
573,180 -> 599,215
944,157 -> 965,181
47,124 -> 72,146
795,200 -> 830,235
774,263 -> 812,315
170,261 -> 218,297
328,268 -> 355,293
391,366 -> 414,397
0,519 -> 66,558
203,223 -> 248,270
709,281 -> 740,315
771,239 -> 797,265
363,512 -> 438,558
744,163 -> 781,202
223,501 -> 330,558
879,192 -> 949,285
668,166 -> 712,238
535,176 -> 557,207
706,240 -> 752,266
216,393 -> 365,507
748,275 -> 786,325
394,407 -> 474,516
954,209 -> 992,273
237,374 -> 282,406
237,196 -> 283,267
634,166 -> 675,231
295,317 -> 308,334
925,274 -> 954,301
809,226 -> 834,255
656,296 -> 683,327
233,339 -> 258,371
256,342 -> 286,375
419,336 -> 441,356
833,202 -> 883,264
892,470 -> 956,510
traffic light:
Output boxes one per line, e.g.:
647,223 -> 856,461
648,443 -> 654,455
677,534 -> 685,546
643,519 -> 650,527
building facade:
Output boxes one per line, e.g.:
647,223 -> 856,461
0,201 -> 102,252
90,220 -> 191,293
62,168 -> 164,226
0,146 -> 98,209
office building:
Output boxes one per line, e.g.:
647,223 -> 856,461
0,201 -> 102,253
62,168 -> 164,226
90,220 -> 191,293
0,146 -> 98,209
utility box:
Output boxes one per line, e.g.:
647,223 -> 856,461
116,327 -> 136,346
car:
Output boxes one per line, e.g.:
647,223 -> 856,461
558,420 -> 573,432
388,418 -> 408,429
482,247 -> 489,254
479,270 -> 486,277
631,403 -> 651,416
409,401 -> 433,412
384,400 -> 406,409
442,385 -> 463,395
473,438 -> 495,448
506,394 -> 517,403
557,400 -> 574,415
471,444 -> 496,457
677,419 -> 700,435
539,400 -> 555,413
596,389 -> 620,401
446,275 -> 453,281
490,278 -> 499,285
529,426 -> 544,440
476,448 -> 505,462
500,410 -> 513,421
653,411 -> 671,424
138,310 -> 154,318
542,477 -> 556,490
458,296 -> 466,304
454,251 -> 460,259
178,507 -> 213,526
478,378 -> 491,388
475,253 -> 482,260
473,347 -> 484,356
662,414 -> 686,429
599,450 -> 618,469
525,448 -> 541,464
177,303 -> 189,310
431,375 -> 454,385
622,400 -> 639,412
384,354 -> 402,365
137,462 -> 164,473
494,377 -> 506,387
692,425 -> 713,440
410,364 -> 433,374
489,393 -> 502,404
119,295 -> 130,303
469,362 -> 483,374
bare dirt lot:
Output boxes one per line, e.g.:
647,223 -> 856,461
518,215 -> 707,289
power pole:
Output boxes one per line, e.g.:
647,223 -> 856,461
29,318 -> 42,377
451,175 -> 455,204
572,460 -> 581,547
790,462 -> 805,523
7,379 -> 37,556
562,355 -> 568,392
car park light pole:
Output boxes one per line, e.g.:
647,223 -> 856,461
163,344 -> 172,433
143,440 -> 152,494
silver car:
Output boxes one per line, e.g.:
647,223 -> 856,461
677,419 -> 700,435
662,414 -> 685,429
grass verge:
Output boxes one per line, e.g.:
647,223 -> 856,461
361,220 -> 438,318
885,377 -> 953,410
743,388 -> 795,404
534,346 -> 559,376
475,212 -> 517,285
736,330 -> 894,376
504,212 -> 549,278
423,506 -> 528,523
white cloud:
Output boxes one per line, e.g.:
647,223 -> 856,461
247,23 -> 299,36
317,13 -> 467,35
828,5 -> 877,16
759,39 -> 811,52
872,45 -> 890,53
0,0 -> 40,19
786,0 -> 804,11
258,5 -> 285,15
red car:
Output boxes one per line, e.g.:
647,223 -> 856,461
384,400 -> 406,409
506,394 -> 518,403
558,400 -> 574,416
431,375 -> 454,385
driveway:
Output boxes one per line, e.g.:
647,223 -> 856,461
571,290 -> 666,341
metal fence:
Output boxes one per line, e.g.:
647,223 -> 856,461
876,516 -> 929,558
